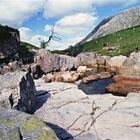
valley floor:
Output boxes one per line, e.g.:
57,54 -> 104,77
34,78 -> 140,140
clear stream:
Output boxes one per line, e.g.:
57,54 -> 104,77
78,78 -> 112,95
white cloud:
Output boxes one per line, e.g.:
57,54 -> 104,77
15,0 -> 139,51
0,0 -> 45,26
19,27 -> 48,47
43,0 -> 95,18
45,13 -> 97,37
44,25 -> 54,32
43,0 -> 139,18
19,26 -> 84,50
0,0 -> 138,25
44,13 -> 97,50
94,0 -> 139,6
49,36 -> 84,50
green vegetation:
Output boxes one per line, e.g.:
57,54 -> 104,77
20,41 -> 39,50
21,117 -> 59,140
54,25 -> 140,57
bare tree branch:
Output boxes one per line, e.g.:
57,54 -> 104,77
38,27 -> 61,49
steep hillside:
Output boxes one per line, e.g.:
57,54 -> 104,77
56,25 -> 140,56
20,41 -> 39,50
78,6 -> 140,45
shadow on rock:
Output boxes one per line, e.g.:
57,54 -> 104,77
47,122 -> 74,140
33,90 -> 51,113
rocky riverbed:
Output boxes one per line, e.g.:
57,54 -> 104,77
34,78 -> 140,140
0,50 -> 140,140
0,70 -> 140,140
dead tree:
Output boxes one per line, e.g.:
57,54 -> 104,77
39,28 -> 61,49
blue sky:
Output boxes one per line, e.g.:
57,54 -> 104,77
0,0 -> 140,50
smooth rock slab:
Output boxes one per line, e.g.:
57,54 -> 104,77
34,79 -> 140,140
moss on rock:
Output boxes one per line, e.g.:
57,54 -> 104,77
0,109 -> 59,140
0,119 -> 21,140
21,117 -> 59,140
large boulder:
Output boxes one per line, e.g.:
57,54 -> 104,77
59,54 -> 80,71
61,71 -> 80,83
81,72 -> 111,84
130,52 -> 140,63
119,52 -> 140,76
77,52 -> 97,67
107,55 -> 127,67
77,66 -> 87,73
0,71 -> 36,113
106,75 -> 140,96
35,49 -> 80,73
112,75 -> 140,87
106,83 -> 140,96
44,71 -> 80,83
0,109 -> 59,140
96,55 -> 107,66
36,49 -> 60,73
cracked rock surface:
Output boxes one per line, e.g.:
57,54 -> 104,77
34,78 -> 140,140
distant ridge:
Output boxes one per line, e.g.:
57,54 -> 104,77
77,6 -> 140,45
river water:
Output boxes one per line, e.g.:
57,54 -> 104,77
78,78 -> 112,95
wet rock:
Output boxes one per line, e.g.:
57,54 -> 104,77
62,71 -> 80,83
81,74 -> 99,83
0,109 -> 59,140
98,72 -> 111,79
44,71 -> 80,83
106,75 -> 140,96
106,83 -> 140,96
112,75 -> 140,87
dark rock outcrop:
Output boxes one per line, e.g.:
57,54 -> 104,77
0,109 -> 59,140
0,25 -> 20,59
0,71 -> 36,113
18,72 -> 36,113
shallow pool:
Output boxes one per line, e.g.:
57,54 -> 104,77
78,78 -> 112,95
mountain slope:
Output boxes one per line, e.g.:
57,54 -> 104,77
20,41 -> 39,50
54,25 -> 140,57
78,6 -> 140,45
